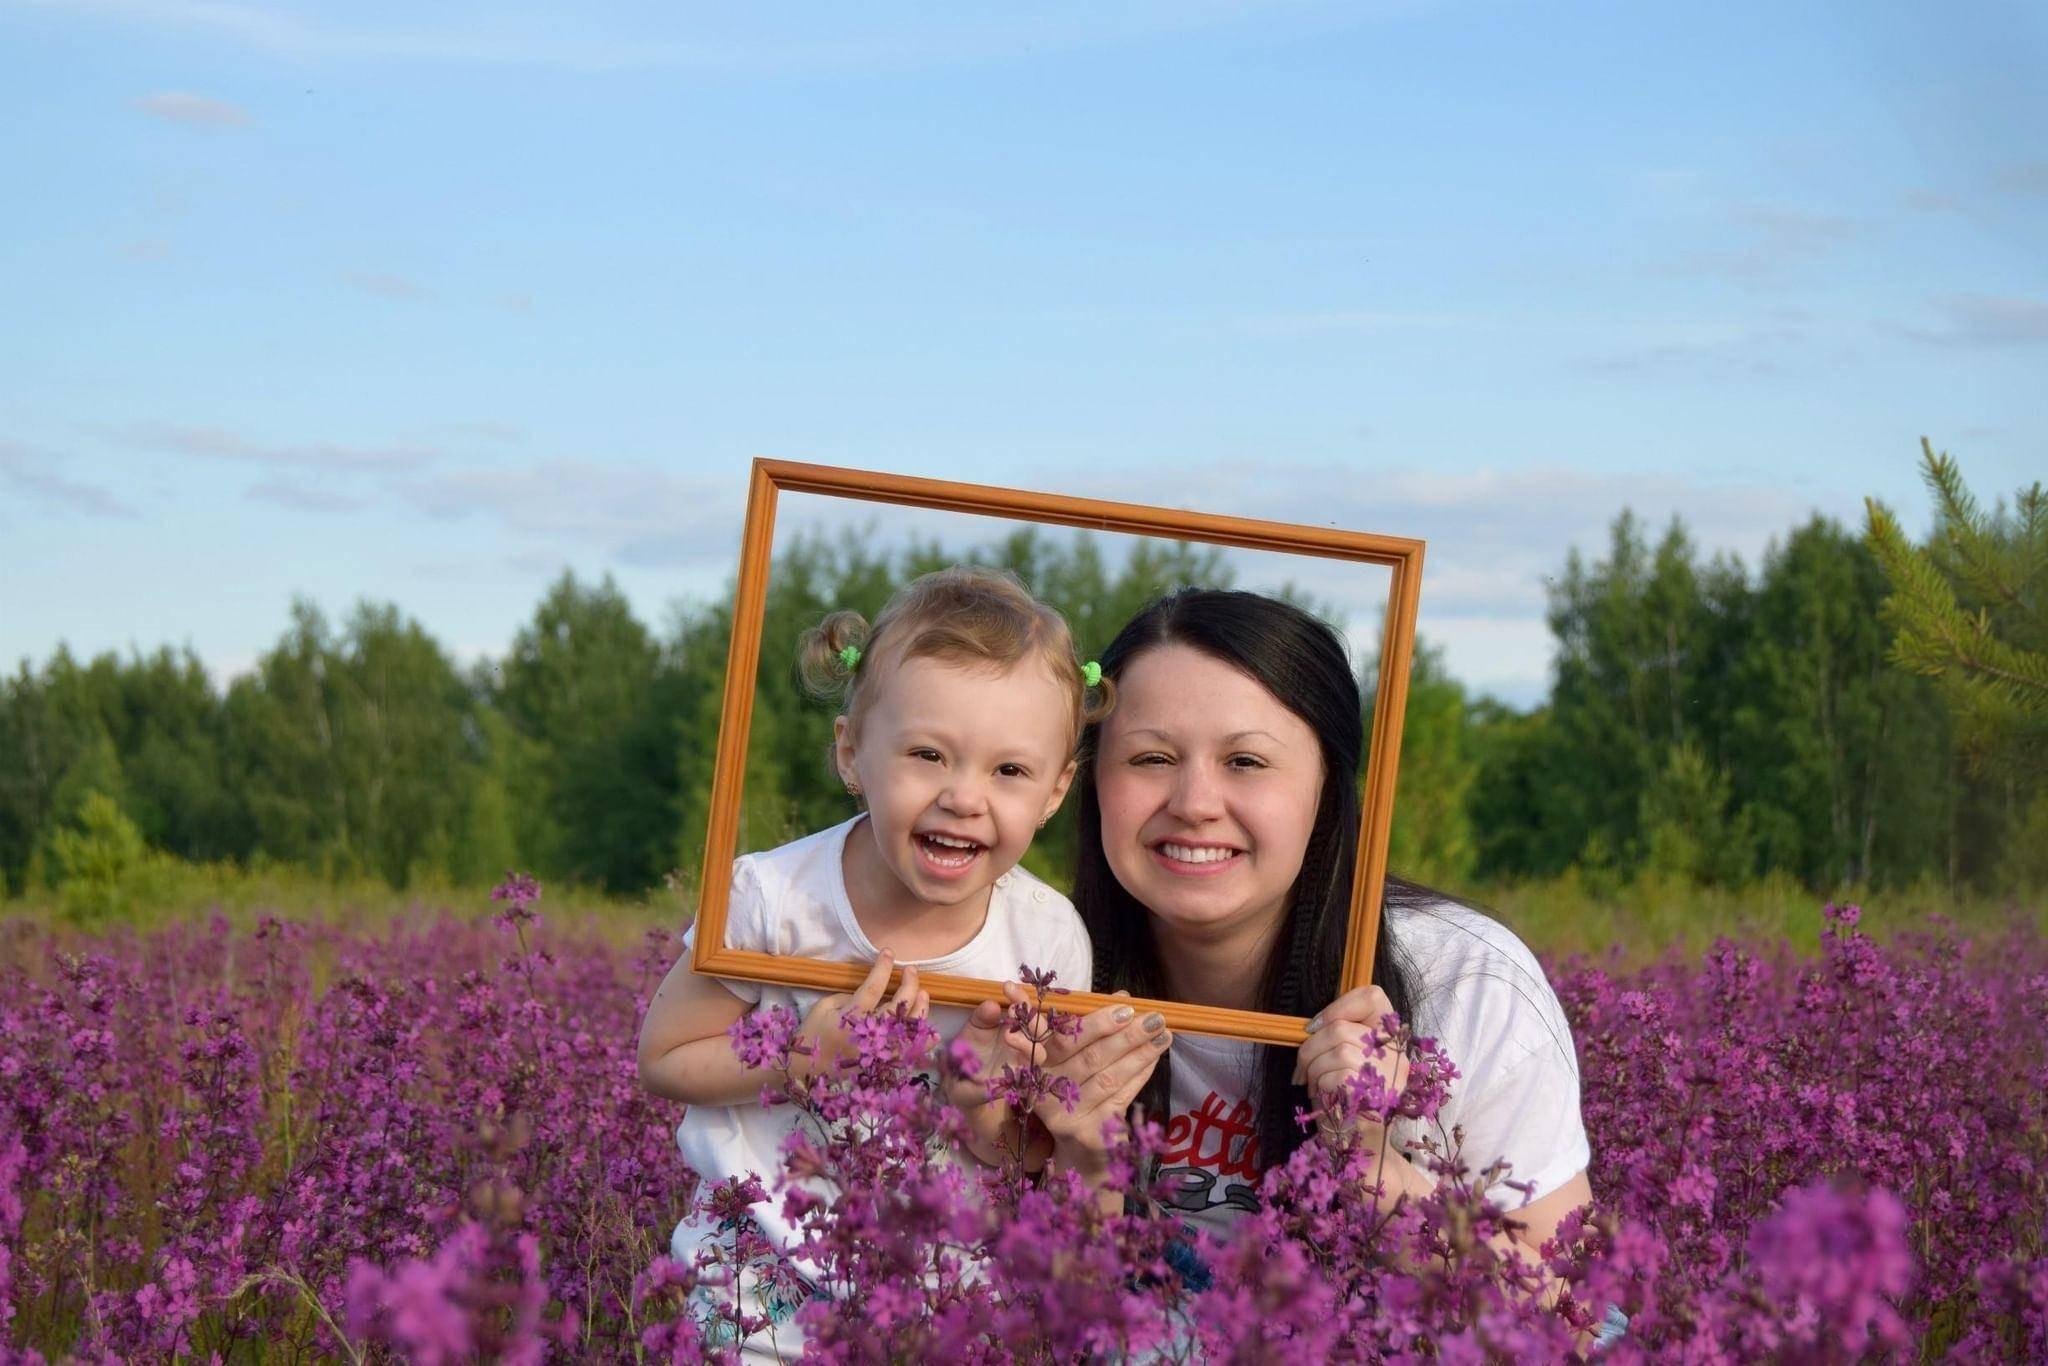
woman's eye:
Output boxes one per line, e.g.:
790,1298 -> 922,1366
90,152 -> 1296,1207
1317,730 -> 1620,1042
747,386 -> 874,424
1128,752 -> 1173,767
1226,753 -> 1268,771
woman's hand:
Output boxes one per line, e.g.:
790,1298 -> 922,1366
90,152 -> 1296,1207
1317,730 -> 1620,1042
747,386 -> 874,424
1031,995 -> 1171,1176
791,951 -> 928,1082
946,988 -> 1169,1179
1292,984 -> 1409,1150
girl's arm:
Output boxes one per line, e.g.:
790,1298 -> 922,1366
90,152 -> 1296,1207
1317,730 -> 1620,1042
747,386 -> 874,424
636,953 -> 769,1107
638,950 -> 934,1107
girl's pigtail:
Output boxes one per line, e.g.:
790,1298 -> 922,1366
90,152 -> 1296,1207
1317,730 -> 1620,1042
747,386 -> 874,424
1080,661 -> 1117,725
797,610 -> 871,705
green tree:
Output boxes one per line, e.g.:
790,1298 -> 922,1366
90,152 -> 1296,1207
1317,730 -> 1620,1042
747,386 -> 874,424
1379,640 -> 1477,885
41,791 -> 152,925
1638,741 -> 1755,885
1542,511 -> 1751,876
497,573 -> 674,891
1865,439 -> 2047,778
1866,440 -> 2047,891
227,600 -> 479,884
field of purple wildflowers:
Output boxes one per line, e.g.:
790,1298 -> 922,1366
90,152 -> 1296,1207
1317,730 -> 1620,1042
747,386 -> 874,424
2,887 -> 2044,1363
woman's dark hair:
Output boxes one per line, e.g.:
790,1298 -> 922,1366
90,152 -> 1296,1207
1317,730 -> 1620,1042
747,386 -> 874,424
1073,587 -> 1422,1173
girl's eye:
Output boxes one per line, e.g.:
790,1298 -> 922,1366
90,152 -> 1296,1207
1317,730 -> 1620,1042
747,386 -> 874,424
996,763 -> 1031,779
910,748 -> 943,764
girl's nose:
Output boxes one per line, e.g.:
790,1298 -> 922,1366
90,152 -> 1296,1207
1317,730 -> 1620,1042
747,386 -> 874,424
939,775 -> 990,816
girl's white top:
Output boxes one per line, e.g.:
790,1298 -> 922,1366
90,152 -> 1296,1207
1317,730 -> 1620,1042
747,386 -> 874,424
1159,900 -> 1589,1245
672,815 -> 1093,1260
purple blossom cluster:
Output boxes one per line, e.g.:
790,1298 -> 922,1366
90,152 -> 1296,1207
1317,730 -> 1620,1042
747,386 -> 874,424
1,889 -> 2042,1362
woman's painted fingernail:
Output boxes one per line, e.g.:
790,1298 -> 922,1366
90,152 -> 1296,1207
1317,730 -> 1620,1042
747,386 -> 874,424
1112,1006 -> 1135,1023
1305,1015 -> 1323,1033
1141,1012 -> 1165,1032
1152,1031 -> 1172,1048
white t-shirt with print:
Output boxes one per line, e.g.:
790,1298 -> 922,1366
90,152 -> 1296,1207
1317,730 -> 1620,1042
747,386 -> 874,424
1157,901 -> 1588,1245
671,815 -> 1093,1260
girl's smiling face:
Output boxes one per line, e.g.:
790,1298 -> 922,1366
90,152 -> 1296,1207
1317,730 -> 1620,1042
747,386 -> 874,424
836,653 -> 1077,917
1094,643 -> 1324,945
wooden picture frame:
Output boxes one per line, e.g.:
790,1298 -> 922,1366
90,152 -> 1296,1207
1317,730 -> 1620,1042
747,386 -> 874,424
693,459 -> 1425,1045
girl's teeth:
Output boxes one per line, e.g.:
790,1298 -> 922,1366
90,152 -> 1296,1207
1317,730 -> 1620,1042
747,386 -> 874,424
920,834 -> 981,867
1161,844 -> 1236,864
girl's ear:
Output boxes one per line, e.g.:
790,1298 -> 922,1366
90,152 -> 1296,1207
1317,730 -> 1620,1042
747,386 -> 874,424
1039,757 -> 1079,825
832,714 -> 859,787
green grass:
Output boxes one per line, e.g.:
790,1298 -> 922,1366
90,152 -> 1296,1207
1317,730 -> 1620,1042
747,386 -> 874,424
1460,867 -> 2044,966
4,859 -> 2038,967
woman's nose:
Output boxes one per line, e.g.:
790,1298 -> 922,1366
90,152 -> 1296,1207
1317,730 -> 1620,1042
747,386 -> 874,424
1165,764 -> 1225,822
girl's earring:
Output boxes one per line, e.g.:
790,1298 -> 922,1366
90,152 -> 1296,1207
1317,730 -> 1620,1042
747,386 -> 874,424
845,782 -> 862,798
1036,814 -> 1049,829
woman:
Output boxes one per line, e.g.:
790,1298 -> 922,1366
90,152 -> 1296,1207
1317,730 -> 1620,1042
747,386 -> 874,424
998,587 -> 1593,1257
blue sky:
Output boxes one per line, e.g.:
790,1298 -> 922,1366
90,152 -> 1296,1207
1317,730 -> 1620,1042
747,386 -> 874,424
2,0 -> 2043,704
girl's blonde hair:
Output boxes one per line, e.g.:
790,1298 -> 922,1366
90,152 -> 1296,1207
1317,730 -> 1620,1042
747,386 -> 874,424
797,565 -> 1112,742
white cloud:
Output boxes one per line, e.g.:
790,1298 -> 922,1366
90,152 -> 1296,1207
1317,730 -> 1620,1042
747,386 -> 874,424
131,90 -> 250,128
1907,294 -> 2048,348
1666,202 -> 1860,285
1993,161 -> 2048,197
118,421 -> 436,472
343,271 -> 433,303
0,441 -> 137,517
44,0 -> 1343,74
393,458 -> 745,564
245,478 -> 368,512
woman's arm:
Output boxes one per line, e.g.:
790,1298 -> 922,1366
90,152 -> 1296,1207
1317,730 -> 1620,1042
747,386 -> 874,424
1299,985 -> 1593,1280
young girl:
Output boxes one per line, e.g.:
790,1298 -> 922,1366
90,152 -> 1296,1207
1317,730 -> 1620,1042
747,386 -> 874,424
636,565 -> 1108,1339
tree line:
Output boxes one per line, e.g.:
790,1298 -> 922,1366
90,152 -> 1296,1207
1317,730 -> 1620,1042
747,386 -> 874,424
4,450 -> 2041,905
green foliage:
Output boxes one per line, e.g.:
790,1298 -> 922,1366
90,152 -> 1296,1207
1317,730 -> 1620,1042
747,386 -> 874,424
1865,439 -> 2048,780
3,460 -> 2041,904
494,573 -> 676,890
1380,641 -> 1477,885
1638,741 -> 1755,885
39,791 -> 172,926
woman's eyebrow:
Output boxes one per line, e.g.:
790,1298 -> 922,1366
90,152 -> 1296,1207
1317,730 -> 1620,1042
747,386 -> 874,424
1124,726 -> 1285,746
1223,729 -> 1284,746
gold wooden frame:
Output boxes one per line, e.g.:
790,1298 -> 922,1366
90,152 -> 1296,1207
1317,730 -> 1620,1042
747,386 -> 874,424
693,459 -> 1425,1045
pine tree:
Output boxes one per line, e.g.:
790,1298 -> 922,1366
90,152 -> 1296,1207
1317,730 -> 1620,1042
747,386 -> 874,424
1864,439 -> 2047,780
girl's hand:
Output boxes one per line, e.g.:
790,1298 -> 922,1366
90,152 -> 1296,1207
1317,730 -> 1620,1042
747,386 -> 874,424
1291,984 -> 1409,1149
1032,996 -> 1171,1176
942,986 -> 1052,1168
791,951 -> 929,1082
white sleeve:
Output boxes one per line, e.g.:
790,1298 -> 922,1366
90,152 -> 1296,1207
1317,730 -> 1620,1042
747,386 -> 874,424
1441,1027 -> 1590,1207
679,857 -> 769,1006
1058,916 -> 1093,995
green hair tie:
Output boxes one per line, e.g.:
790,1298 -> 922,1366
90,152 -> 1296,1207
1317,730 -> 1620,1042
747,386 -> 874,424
838,644 -> 862,671
1081,660 -> 1102,688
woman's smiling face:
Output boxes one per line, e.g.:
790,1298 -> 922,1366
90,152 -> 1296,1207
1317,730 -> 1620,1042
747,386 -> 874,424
1094,643 -> 1325,944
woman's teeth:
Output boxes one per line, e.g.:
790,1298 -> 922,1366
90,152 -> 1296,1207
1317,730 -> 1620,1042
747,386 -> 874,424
1159,843 -> 1238,864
